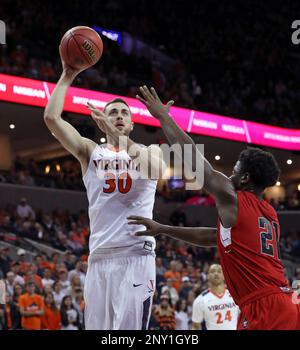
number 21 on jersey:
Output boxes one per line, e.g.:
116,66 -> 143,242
258,217 -> 281,259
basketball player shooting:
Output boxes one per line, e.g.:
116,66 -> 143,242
128,86 -> 300,330
44,50 -> 165,329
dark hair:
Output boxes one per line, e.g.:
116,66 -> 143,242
44,292 -> 58,312
60,295 -> 73,311
175,299 -> 187,312
238,147 -> 280,189
104,98 -> 130,112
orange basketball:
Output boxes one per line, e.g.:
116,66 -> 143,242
60,26 -> 103,70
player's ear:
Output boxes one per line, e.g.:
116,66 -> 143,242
240,172 -> 250,184
130,122 -> 134,130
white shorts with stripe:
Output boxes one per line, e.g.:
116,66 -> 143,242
84,253 -> 155,330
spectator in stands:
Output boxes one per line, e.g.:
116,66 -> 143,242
17,170 -> 35,186
164,260 -> 182,292
175,299 -> 189,330
61,251 -> 75,271
69,223 -> 86,247
68,261 -> 85,286
52,282 -> 66,309
17,249 -> 30,275
161,278 -> 179,306
183,262 -> 199,284
4,293 -> 21,329
66,275 -> 83,300
12,284 -> 23,303
41,268 -> 55,289
57,267 -> 71,293
10,262 -> 25,286
41,292 -> 61,330
155,257 -> 166,291
19,281 -> 44,330
47,253 -> 60,272
16,198 -> 36,220
60,295 -> 81,330
186,290 -> 196,323
6,271 -> 16,296
0,247 -> 11,277
72,287 -> 85,327
34,255 -> 46,276
153,294 -> 176,330
0,305 -> 7,330
286,193 -> 300,210
156,257 -> 166,277
41,215 -> 56,236
24,268 -> 43,292
179,276 -> 192,299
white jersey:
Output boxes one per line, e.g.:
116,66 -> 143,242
83,144 -> 157,257
192,288 -> 239,330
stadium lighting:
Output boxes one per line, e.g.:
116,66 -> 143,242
92,26 -> 122,45
215,155 -> 221,161
45,165 -> 50,174
9,124 -> 15,129
287,159 -> 293,165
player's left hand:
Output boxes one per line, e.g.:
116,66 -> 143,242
86,102 -> 122,139
127,215 -> 163,236
136,86 -> 174,120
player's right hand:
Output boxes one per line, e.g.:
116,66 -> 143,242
136,86 -> 174,120
127,216 -> 163,237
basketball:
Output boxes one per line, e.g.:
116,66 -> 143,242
60,26 -> 103,70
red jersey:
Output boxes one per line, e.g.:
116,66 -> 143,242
217,191 -> 291,308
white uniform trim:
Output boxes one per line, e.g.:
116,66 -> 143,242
220,222 -> 232,247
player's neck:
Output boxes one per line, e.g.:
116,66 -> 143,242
243,186 -> 264,200
106,135 -> 125,152
210,284 -> 226,296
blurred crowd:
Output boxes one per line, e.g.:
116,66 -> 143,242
1,0 -> 300,127
0,195 -> 300,330
0,157 -> 84,191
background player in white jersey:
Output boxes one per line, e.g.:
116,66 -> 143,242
43,50 -> 165,330
192,264 -> 239,330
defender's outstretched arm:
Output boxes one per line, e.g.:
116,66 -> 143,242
128,216 -> 216,247
136,86 -> 237,228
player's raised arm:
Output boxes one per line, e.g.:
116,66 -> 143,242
127,216 -> 216,247
136,86 -> 237,228
44,49 -> 96,171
